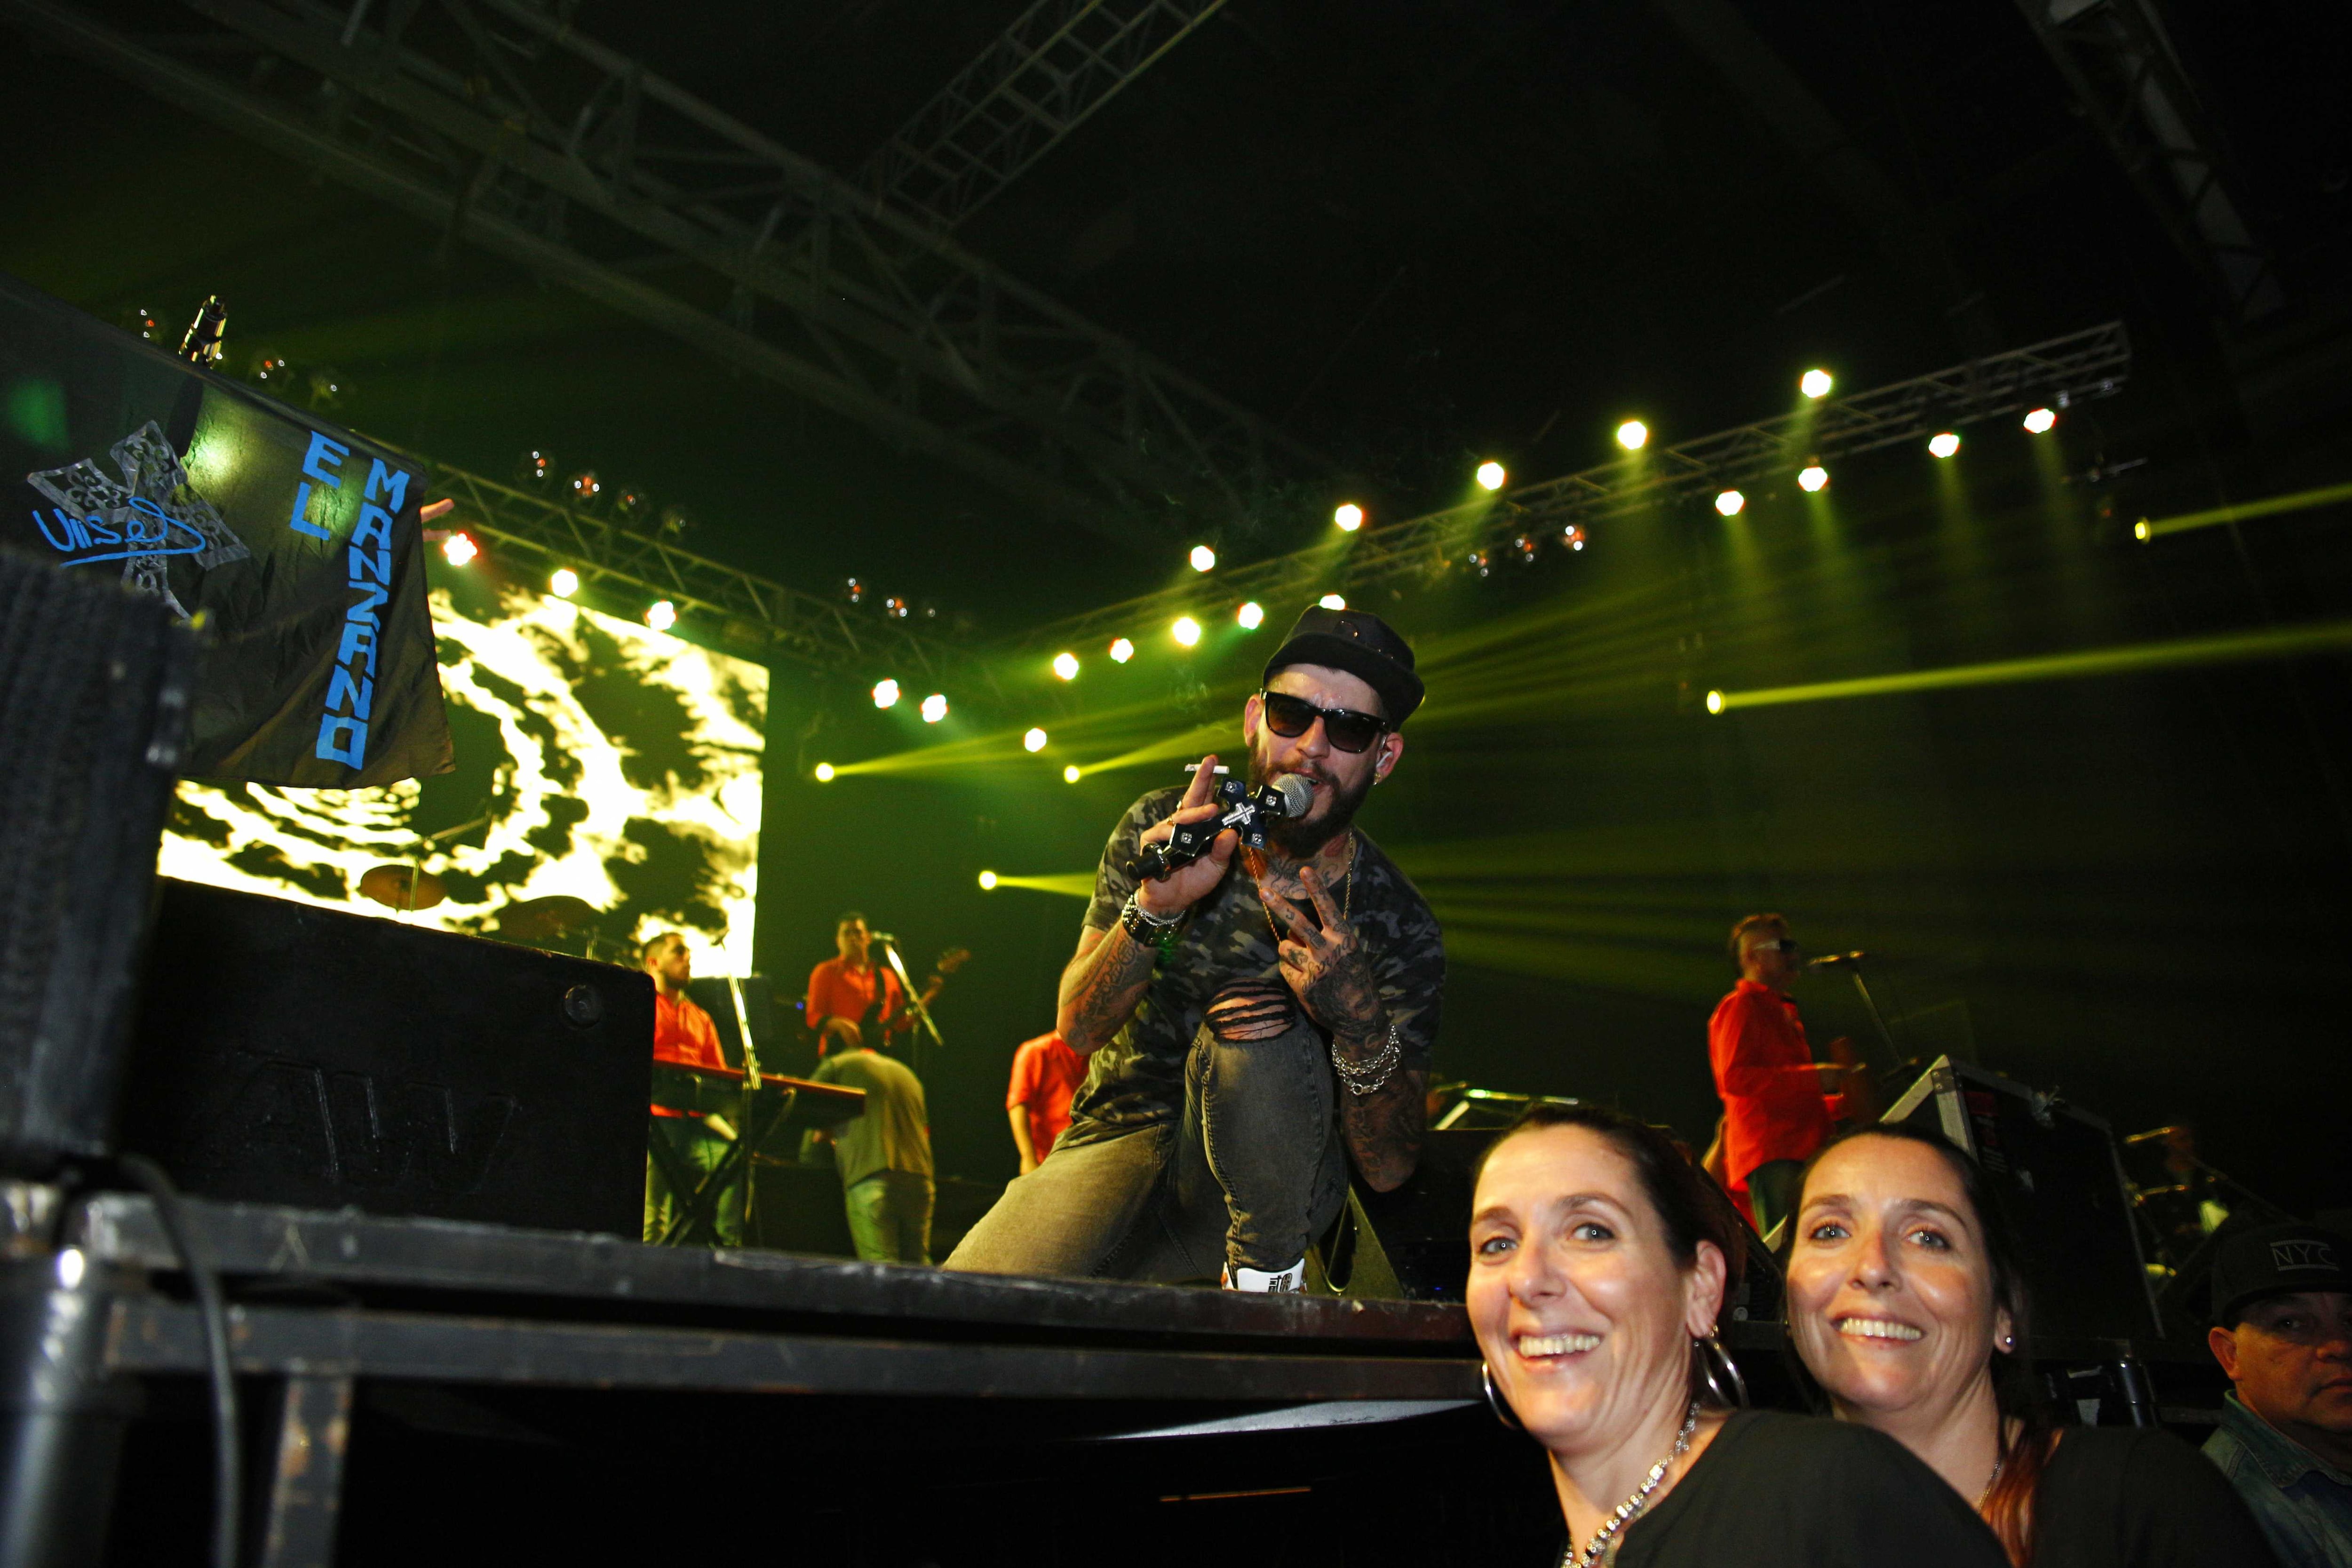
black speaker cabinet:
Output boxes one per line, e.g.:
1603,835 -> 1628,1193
0,549 -> 193,1174
1886,1055 -> 2161,1340
119,880 -> 654,1235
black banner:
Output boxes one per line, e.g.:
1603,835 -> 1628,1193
0,272 -> 449,788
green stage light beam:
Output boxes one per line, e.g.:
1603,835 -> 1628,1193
984,872 -> 1098,899
831,690 -> 1240,777
2136,478 -> 2352,541
1710,618 -> 2352,713
1071,717 -> 1235,776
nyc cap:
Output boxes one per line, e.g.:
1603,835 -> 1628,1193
2211,1221 -> 2352,1325
1263,605 -> 1424,724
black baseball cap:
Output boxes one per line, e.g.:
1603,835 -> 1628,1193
1263,605 -> 1425,724
2211,1221 -> 2352,1326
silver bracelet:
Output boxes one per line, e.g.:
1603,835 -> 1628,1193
1331,1018 -> 1404,1097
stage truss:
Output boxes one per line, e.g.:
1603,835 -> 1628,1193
1008,321 -> 2134,653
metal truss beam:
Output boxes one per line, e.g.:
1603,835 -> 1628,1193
859,0 -> 1229,230
417,459 -> 993,689
3,0 -> 1318,548
2011,0 -> 2281,325
1009,322 -> 2133,653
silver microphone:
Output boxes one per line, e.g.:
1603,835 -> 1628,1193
1806,950 -> 1867,969
1272,774 -> 1314,817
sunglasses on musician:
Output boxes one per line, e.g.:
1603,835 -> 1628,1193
1257,689 -> 1388,754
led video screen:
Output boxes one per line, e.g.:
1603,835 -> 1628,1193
161,584 -> 767,973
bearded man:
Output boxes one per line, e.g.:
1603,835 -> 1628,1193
944,605 -> 1444,1290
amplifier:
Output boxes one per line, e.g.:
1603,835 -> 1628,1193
1886,1056 -> 2161,1340
118,880 -> 653,1235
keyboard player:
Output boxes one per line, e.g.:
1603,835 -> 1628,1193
642,931 -> 742,1245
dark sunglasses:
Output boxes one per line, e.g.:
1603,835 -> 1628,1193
1258,689 -> 1388,754
1752,938 -> 1800,955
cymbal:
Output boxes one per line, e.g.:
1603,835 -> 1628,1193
499,895 -> 601,941
360,864 -> 446,911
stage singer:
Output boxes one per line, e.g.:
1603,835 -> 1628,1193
945,604 -> 1443,1291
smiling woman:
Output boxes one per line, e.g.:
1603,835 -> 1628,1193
1787,1126 -> 2273,1568
1468,1104 -> 2008,1568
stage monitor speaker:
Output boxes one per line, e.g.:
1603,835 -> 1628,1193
0,549 -> 193,1175
119,880 -> 654,1235
1321,1128 -> 1487,1302
1886,1055 -> 2161,1340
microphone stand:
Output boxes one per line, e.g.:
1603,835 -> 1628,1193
875,936 -> 942,1082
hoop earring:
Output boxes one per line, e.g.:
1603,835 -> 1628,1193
1482,1361 -> 1524,1432
1695,1332 -> 1749,1409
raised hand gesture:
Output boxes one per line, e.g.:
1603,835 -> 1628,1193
1133,753 -> 1241,917
1257,861 -> 1382,1038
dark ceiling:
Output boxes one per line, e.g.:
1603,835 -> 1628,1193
8,0 -> 2349,636
8,0 -> 2352,1211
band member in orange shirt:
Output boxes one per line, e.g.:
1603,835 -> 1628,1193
643,931 -> 740,1245
1005,1031 -> 1087,1175
805,912 -> 950,1055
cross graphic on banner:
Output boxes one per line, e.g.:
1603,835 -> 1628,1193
28,420 -> 250,619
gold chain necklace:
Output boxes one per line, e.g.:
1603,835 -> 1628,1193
1248,831 -> 1356,941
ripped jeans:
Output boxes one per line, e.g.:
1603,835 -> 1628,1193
943,1007 -> 1349,1281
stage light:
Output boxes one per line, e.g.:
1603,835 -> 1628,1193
644,598 -> 677,631
440,532 -> 478,566
1063,764 -> 1082,783
814,762 -> 836,782
1334,503 -> 1364,532
568,470 -> 601,505
1800,368 -> 1833,400
1476,461 -> 1507,492
1172,615 -> 1201,646
978,870 -> 999,891
921,693 -> 948,723
1928,431 -> 1961,459
1109,637 -> 1135,664
1319,593 -> 1346,610
2133,519 -> 2150,542
1189,545 -> 1217,573
1714,490 -> 1745,517
2023,407 -> 2058,434
1798,464 -> 1829,493
548,567 -> 580,598
872,678 -> 902,709
1616,419 -> 1649,452
1564,526 -> 1586,551
1052,652 -> 1080,681
1238,601 -> 1264,629
1023,727 -> 1048,752
1705,689 -> 1725,715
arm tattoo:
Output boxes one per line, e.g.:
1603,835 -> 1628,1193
1339,1065 -> 1425,1192
1057,925 -> 1158,1055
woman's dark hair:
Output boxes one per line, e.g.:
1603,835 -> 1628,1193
1475,1103 -> 1748,1404
1794,1123 -> 2057,1566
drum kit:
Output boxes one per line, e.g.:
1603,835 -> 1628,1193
354,807 -> 619,960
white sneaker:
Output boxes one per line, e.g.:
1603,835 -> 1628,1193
1222,1258 -> 1306,1292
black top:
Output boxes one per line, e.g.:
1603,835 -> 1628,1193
2031,1424 -> 2277,1568
1595,1410 -> 2007,1568
1066,787 -> 1445,1139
